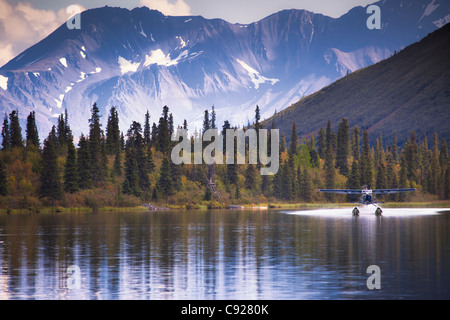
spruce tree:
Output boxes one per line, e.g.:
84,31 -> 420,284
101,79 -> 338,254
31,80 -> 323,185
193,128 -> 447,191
124,121 -> 150,194
289,122 -> 298,168
351,126 -> 360,161
171,161 -> 182,191
439,139 -> 448,171
375,134 -> 387,189
88,103 -> 106,185
123,143 -> 140,197
77,134 -> 92,190
203,109 -> 210,134
143,110 -> 151,146
151,123 -> 158,148
26,111 -> 40,148
158,106 -> 170,153
429,133 -> 440,195
57,113 -> 67,149
318,128 -> 326,159
387,156 -> 399,201
399,152 -> 409,202
347,158 -> 360,201
106,106 -> 120,155
375,161 -> 387,189
112,146 -> 123,178
146,145 -> 155,173
222,120 -> 231,152
360,129 -> 373,188
168,113 -> 174,138
210,105 -> 217,129
280,133 -> 286,154
392,131 -> 399,163
64,133 -> 79,193
254,105 -> 261,157
405,131 -> 418,182
40,132 -> 63,201
159,157 -> 174,198
324,135 -> 335,202
244,164 -> 256,190
1,113 -> 10,150
9,110 -> 23,149
336,118 -> 350,176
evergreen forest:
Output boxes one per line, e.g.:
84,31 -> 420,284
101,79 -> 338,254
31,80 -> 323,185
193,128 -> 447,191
0,104 -> 449,212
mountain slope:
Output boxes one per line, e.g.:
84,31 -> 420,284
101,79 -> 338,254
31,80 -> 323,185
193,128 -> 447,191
0,0 -> 449,140
263,22 -> 450,145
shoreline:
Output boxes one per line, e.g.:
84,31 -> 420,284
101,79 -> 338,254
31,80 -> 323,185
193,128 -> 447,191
1,201 -> 449,214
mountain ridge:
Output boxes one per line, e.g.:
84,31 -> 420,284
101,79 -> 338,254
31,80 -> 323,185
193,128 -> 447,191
0,0 -> 449,141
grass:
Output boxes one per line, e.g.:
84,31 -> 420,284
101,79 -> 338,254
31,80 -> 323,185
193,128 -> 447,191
0,206 -> 149,214
1,200 -> 449,215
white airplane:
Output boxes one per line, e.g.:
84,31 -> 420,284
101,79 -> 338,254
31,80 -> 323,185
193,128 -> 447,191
318,187 -> 416,216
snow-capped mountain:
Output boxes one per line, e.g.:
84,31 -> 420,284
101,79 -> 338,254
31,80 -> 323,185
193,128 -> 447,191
0,0 -> 449,139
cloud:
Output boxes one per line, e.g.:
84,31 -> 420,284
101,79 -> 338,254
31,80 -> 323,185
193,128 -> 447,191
140,0 -> 192,16
0,0 -> 85,67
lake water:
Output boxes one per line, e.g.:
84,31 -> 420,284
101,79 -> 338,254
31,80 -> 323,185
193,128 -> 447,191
0,208 -> 449,300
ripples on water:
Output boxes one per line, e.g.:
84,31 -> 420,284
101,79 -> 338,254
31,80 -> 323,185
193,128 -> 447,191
0,208 -> 449,300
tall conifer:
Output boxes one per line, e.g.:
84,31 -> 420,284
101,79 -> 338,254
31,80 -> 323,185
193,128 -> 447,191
26,111 -> 40,148
64,133 -> 79,193
40,130 -> 63,201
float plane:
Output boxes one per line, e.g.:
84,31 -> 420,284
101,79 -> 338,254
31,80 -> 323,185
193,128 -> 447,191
318,187 -> 416,216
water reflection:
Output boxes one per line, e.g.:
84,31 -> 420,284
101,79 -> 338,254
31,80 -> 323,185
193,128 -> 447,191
0,209 -> 448,300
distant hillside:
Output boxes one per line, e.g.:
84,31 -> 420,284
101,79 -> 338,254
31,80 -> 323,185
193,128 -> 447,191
264,23 -> 450,146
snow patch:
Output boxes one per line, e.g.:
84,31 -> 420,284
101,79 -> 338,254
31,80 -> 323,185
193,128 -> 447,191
184,19 -> 192,23
433,13 -> 450,28
80,51 -> 86,59
138,22 -> 147,38
176,36 -> 188,49
59,57 -> 67,68
77,71 -> 87,83
235,59 -> 279,89
33,72 -> 40,77
55,93 -> 65,108
90,67 -> 102,74
118,56 -> 141,74
420,0 -> 440,21
81,46 -> 86,52
144,49 -> 188,67
0,75 -> 8,90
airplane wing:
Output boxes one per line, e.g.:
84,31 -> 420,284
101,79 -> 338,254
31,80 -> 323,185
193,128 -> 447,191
318,189 -> 363,195
372,188 -> 416,194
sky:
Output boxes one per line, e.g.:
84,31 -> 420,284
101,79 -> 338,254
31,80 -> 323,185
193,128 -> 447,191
0,0 -> 377,66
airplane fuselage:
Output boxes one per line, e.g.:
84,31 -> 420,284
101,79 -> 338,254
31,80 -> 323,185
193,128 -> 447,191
361,189 -> 374,205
